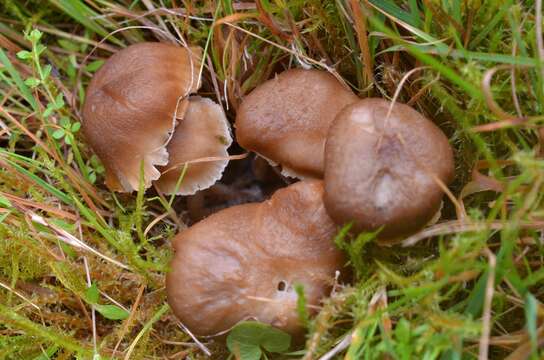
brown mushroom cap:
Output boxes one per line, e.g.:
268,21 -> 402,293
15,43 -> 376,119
235,69 -> 358,179
324,98 -> 454,239
82,42 -> 201,192
154,96 -> 232,195
166,180 -> 344,336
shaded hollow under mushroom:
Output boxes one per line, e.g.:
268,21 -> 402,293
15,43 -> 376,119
324,98 -> 455,239
166,180 -> 344,336
82,42 -> 201,192
235,69 -> 358,179
154,96 -> 232,195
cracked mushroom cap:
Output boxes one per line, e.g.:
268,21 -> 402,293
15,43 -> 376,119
154,96 -> 232,195
324,98 -> 454,239
166,180 -> 344,336
82,42 -> 201,192
235,69 -> 358,179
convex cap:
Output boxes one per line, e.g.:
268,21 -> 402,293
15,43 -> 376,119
235,69 -> 357,178
324,98 -> 454,239
155,96 -> 232,195
82,42 -> 201,192
166,180 -> 344,336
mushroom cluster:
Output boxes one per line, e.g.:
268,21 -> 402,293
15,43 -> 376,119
83,44 -> 454,338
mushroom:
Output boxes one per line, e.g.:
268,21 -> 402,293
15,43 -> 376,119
323,98 -> 454,239
82,42 -> 201,192
235,69 -> 358,179
154,96 -> 232,195
166,180 -> 344,336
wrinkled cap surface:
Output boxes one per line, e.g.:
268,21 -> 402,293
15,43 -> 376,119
166,180 -> 344,336
82,42 -> 201,192
155,96 -> 232,195
235,69 -> 357,178
324,98 -> 454,239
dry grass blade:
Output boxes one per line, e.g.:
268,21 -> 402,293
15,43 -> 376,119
479,248 -> 496,360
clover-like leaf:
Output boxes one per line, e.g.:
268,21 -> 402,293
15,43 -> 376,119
43,103 -> 55,118
54,93 -> 65,109
52,129 -> 65,140
16,50 -> 32,60
59,117 -> 71,128
65,134 -> 74,145
24,77 -> 40,88
94,304 -> 129,320
227,321 -> 291,360
28,29 -> 43,42
84,283 -> 100,304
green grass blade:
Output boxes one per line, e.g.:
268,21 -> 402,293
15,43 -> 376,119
3,158 -> 72,205
367,0 -> 421,28
0,49 -> 38,111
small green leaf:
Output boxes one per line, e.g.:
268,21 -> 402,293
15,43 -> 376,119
85,60 -> 104,72
71,122 -> 81,132
58,39 -> 80,52
24,77 -> 40,87
43,104 -> 55,118
67,63 -> 76,79
52,129 -> 65,139
227,321 -> 291,359
59,117 -> 70,127
94,304 -> 129,320
84,283 -> 100,304
55,93 -> 65,109
395,318 -> 411,343
261,329 -> 291,353
42,64 -> 52,79
29,29 -> 43,42
65,134 -> 73,145
16,50 -> 32,60
230,342 -> 261,360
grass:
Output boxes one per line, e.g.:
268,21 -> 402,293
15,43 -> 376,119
0,0 -> 543,359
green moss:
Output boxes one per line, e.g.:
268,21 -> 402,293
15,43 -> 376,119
0,223 -> 48,280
